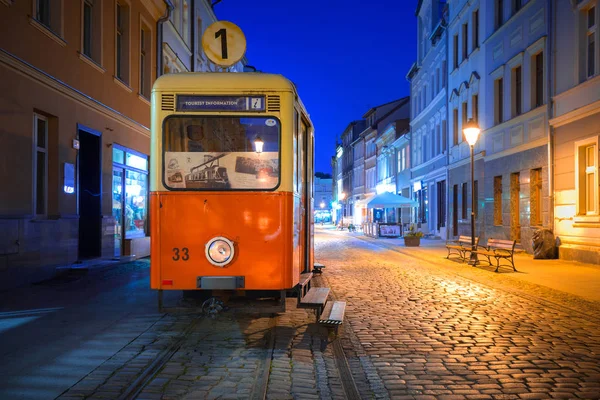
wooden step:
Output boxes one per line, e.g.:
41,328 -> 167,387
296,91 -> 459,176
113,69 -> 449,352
298,272 -> 312,287
313,262 -> 326,273
319,301 -> 346,326
299,287 -> 330,308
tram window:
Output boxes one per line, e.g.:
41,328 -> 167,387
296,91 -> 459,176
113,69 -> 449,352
163,116 -> 280,190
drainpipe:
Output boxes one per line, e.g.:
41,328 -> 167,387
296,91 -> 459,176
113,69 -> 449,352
156,0 -> 174,79
548,0 -> 555,233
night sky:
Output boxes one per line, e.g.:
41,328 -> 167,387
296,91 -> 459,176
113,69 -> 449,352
215,0 -> 418,175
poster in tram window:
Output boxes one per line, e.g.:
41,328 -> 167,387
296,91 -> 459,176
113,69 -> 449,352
165,151 -> 279,190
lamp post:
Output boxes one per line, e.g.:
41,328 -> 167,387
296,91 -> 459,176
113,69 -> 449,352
463,119 -> 481,265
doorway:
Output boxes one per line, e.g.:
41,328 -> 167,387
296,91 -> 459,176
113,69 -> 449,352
112,168 -> 124,258
78,128 -> 102,259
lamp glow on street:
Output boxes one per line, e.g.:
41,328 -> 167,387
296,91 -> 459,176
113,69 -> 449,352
254,136 -> 264,153
463,118 -> 481,265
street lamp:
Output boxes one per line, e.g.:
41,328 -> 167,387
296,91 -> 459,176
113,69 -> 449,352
463,119 -> 481,265
254,136 -> 264,153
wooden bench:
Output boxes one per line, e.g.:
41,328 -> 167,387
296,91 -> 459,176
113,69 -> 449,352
298,287 -> 330,320
472,238 -> 517,272
446,236 -> 479,262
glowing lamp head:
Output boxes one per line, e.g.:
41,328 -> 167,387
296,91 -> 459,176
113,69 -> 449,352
254,136 -> 264,153
320,202 -> 325,209
463,119 -> 481,146
339,192 -> 346,200
205,237 -> 235,267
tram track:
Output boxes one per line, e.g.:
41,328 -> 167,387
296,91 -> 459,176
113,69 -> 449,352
108,292 -> 364,400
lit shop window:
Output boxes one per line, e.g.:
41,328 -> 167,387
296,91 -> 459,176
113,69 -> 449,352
113,146 -> 148,238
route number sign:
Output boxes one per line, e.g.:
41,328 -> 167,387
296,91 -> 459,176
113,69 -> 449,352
202,21 -> 246,68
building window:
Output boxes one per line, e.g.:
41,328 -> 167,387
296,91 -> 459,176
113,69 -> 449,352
442,120 -> 447,152
513,0 -> 522,15
587,6 -> 596,78
115,2 -> 130,83
82,0 -> 101,63
512,65 -> 522,117
436,68 -> 440,93
472,94 -> 479,124
494,176 -> 503,225
461,182 -> 468,219
495,77 -> 504,125
442,60 -> 447,88
462,23 -> 468,61
472,9 -> 479,50
140,24 -> 151,98
113,146 -> 149,240
453,184 -> 458,236
435,124 -> 440,156
533,52 -> 544,108
530,168 -> 542,225
462,101 -> 468,137
496,0 -> 504,29
453,108 -> 459,146
510,172 -> 520,241
437,180 -> 446,229
34,114 -> 48,217
576,138 -> 598,215
453,34 -> 459,69
34,0 -> 62,35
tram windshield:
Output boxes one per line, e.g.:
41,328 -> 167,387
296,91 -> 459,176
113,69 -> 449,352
163,116 -> 280,190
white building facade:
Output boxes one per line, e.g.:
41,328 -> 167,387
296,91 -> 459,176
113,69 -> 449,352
409,0 -> 450,239
446,0 -> 487,241
481,0 -> 551,252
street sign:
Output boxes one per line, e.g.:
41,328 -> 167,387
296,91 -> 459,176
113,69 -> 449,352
201,21 -> 246,68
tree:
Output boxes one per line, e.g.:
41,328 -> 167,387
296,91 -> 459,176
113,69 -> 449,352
315,172 -> 332,179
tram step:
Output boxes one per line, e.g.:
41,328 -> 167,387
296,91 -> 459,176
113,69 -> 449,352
299,287 -> 330,309
298,272 -> 313,299
313,262 -> 326,274
319,301 -> 346,326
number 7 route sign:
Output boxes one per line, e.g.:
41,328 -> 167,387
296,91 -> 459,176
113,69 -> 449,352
202,21 -> 247,68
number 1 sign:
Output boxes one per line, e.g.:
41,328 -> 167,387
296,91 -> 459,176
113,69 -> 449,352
201,21 -> 247,68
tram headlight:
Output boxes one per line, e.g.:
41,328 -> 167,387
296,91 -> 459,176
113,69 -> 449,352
205,236 -> 235,267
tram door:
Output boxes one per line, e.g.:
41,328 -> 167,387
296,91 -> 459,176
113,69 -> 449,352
299,117 -> 309,273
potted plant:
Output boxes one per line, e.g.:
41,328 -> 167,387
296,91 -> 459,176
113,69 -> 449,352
403,224 -> 423,247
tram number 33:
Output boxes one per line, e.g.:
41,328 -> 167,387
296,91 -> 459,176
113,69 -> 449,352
172,247 -> 189,261
215,28 -> 228,59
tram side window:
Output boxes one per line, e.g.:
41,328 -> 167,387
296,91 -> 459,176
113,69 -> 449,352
163,116 -> 281,190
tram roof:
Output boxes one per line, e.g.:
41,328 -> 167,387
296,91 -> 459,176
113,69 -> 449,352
152,72 -> 297,94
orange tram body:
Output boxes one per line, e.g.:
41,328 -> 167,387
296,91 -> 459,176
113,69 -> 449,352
149,72 -> 315,306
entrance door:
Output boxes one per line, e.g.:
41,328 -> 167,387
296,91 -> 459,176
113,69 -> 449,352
112,168 -> 124,258
78,129 -> 102,259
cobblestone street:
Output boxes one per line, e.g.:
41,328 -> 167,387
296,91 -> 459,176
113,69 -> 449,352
317,228 -> 600,399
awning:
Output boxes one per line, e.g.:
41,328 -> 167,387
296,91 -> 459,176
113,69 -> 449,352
366,192 -> 418,208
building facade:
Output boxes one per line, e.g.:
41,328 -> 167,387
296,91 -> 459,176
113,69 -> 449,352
482,0 -> 551,253
0,0 -> 167,288
161,0 -> 246,75
446,0 -> 486,242
409,0 -> 449,239
314,176 -> 333,223
550,0 -> 600,264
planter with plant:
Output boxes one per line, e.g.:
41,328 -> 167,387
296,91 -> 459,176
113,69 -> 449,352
403,224 -> 423,247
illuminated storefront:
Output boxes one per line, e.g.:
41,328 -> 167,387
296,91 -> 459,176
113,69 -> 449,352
112,146 -> 149,257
